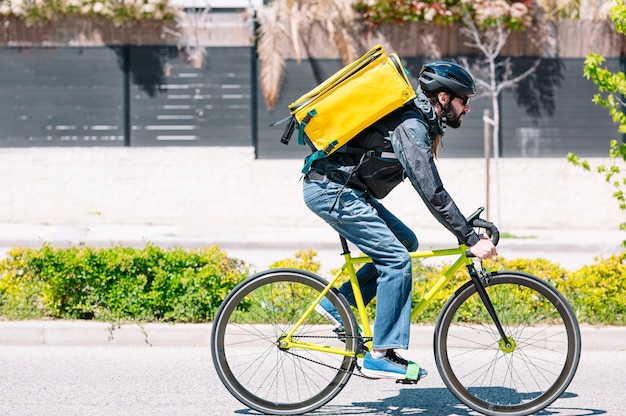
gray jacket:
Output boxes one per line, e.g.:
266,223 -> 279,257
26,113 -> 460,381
390,90 -> 480,247
310,88 -> 480,247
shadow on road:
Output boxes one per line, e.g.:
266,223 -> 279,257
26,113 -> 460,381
234,388 -> 606,416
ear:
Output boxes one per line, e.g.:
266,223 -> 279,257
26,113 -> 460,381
437,92 -> 450,106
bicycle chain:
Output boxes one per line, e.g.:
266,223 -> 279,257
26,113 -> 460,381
292,334 -> 370,340
285,335 -> 377,380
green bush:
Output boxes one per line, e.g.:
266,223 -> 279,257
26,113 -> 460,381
411,260 -> 461,323
268,250 -> 626,326
483,256 -> 570,289
567,252 -> 626,324
2,245 -> 625,326
269,249 -> 321,273
411,256 -> 626,325
0,243 -> 248,322
0,0 -> 178,25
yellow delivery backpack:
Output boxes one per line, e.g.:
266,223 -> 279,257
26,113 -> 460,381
278,44 -> 417,173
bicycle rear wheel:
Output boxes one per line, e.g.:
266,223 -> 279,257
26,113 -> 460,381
434,270 -> 581,416
211,268 -> 359,415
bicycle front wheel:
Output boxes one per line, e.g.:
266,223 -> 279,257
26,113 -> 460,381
211,268 -> 359,415
434,270 -> 581,416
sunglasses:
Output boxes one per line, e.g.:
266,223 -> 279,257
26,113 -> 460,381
456,95 -> 471,106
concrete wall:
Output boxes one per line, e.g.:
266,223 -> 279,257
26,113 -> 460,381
0,147 -> 621,236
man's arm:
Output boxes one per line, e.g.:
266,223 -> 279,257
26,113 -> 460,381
390,117 -> 480,247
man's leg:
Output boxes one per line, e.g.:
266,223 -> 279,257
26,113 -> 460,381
303,179 -> 413,350
336,197 -> 418,308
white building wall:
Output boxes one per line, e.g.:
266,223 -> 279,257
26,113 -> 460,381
0,147 -> 621,236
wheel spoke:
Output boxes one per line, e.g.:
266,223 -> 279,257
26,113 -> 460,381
211,269 -> 358,415
435,271 -> 581,415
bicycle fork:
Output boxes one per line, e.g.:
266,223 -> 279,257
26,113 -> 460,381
467,262 -> 515,351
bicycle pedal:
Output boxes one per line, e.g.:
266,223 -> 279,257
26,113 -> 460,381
396,378 -> 419,385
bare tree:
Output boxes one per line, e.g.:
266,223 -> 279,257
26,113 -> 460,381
459,3 -> 540,225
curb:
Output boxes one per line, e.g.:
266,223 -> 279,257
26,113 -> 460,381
0,321 -> 623,351
0,321 -> 212,347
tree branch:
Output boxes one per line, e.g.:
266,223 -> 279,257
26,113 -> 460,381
496,59 -> 541,94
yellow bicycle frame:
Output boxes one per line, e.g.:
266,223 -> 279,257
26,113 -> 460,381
281,245 -> 473,357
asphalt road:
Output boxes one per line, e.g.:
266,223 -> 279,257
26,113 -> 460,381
1,343 -> 624,416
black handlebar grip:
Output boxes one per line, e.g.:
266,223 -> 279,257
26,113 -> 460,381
471,218 -> 500,246
464,208 -> 499,257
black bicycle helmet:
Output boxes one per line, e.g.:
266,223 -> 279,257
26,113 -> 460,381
418,62 -> 476,97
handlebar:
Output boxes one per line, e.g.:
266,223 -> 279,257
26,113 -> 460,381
466,207 -> 500,257
471,218 -> 500,246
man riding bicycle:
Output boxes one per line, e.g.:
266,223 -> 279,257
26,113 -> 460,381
303,61 -> 497,381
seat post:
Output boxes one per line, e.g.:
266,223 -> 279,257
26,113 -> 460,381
339,235 -> 351,255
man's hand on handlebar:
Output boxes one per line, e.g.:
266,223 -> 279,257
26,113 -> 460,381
469,234 -> 498,260
465,208 -> 499,259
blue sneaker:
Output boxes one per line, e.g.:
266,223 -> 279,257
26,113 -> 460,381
314,297 -> 343,328
362,350 -> 428,381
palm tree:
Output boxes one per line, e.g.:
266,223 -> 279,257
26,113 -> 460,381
255,0 -> 366,110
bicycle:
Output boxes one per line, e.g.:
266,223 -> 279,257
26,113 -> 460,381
210,207 -> 581,416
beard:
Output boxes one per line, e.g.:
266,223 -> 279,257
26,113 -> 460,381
444,102 -> 464,129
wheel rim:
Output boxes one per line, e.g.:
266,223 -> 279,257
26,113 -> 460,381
435,273 -> 581,415
212,270 -> 358,415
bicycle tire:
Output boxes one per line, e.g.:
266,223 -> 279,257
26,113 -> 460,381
434,270 -> 581,416
211,268 -> 359,415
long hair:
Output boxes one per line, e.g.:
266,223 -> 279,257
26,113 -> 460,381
426,94 -> 443,159
431,135 -> 442,159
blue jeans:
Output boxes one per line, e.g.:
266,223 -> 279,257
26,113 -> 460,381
303,177 -> 418,350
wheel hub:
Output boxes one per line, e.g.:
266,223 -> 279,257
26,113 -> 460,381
499,336 -> 516,353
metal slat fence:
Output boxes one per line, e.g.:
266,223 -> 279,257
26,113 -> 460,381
0,46 -> 252,147
0,46 -> 622,157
